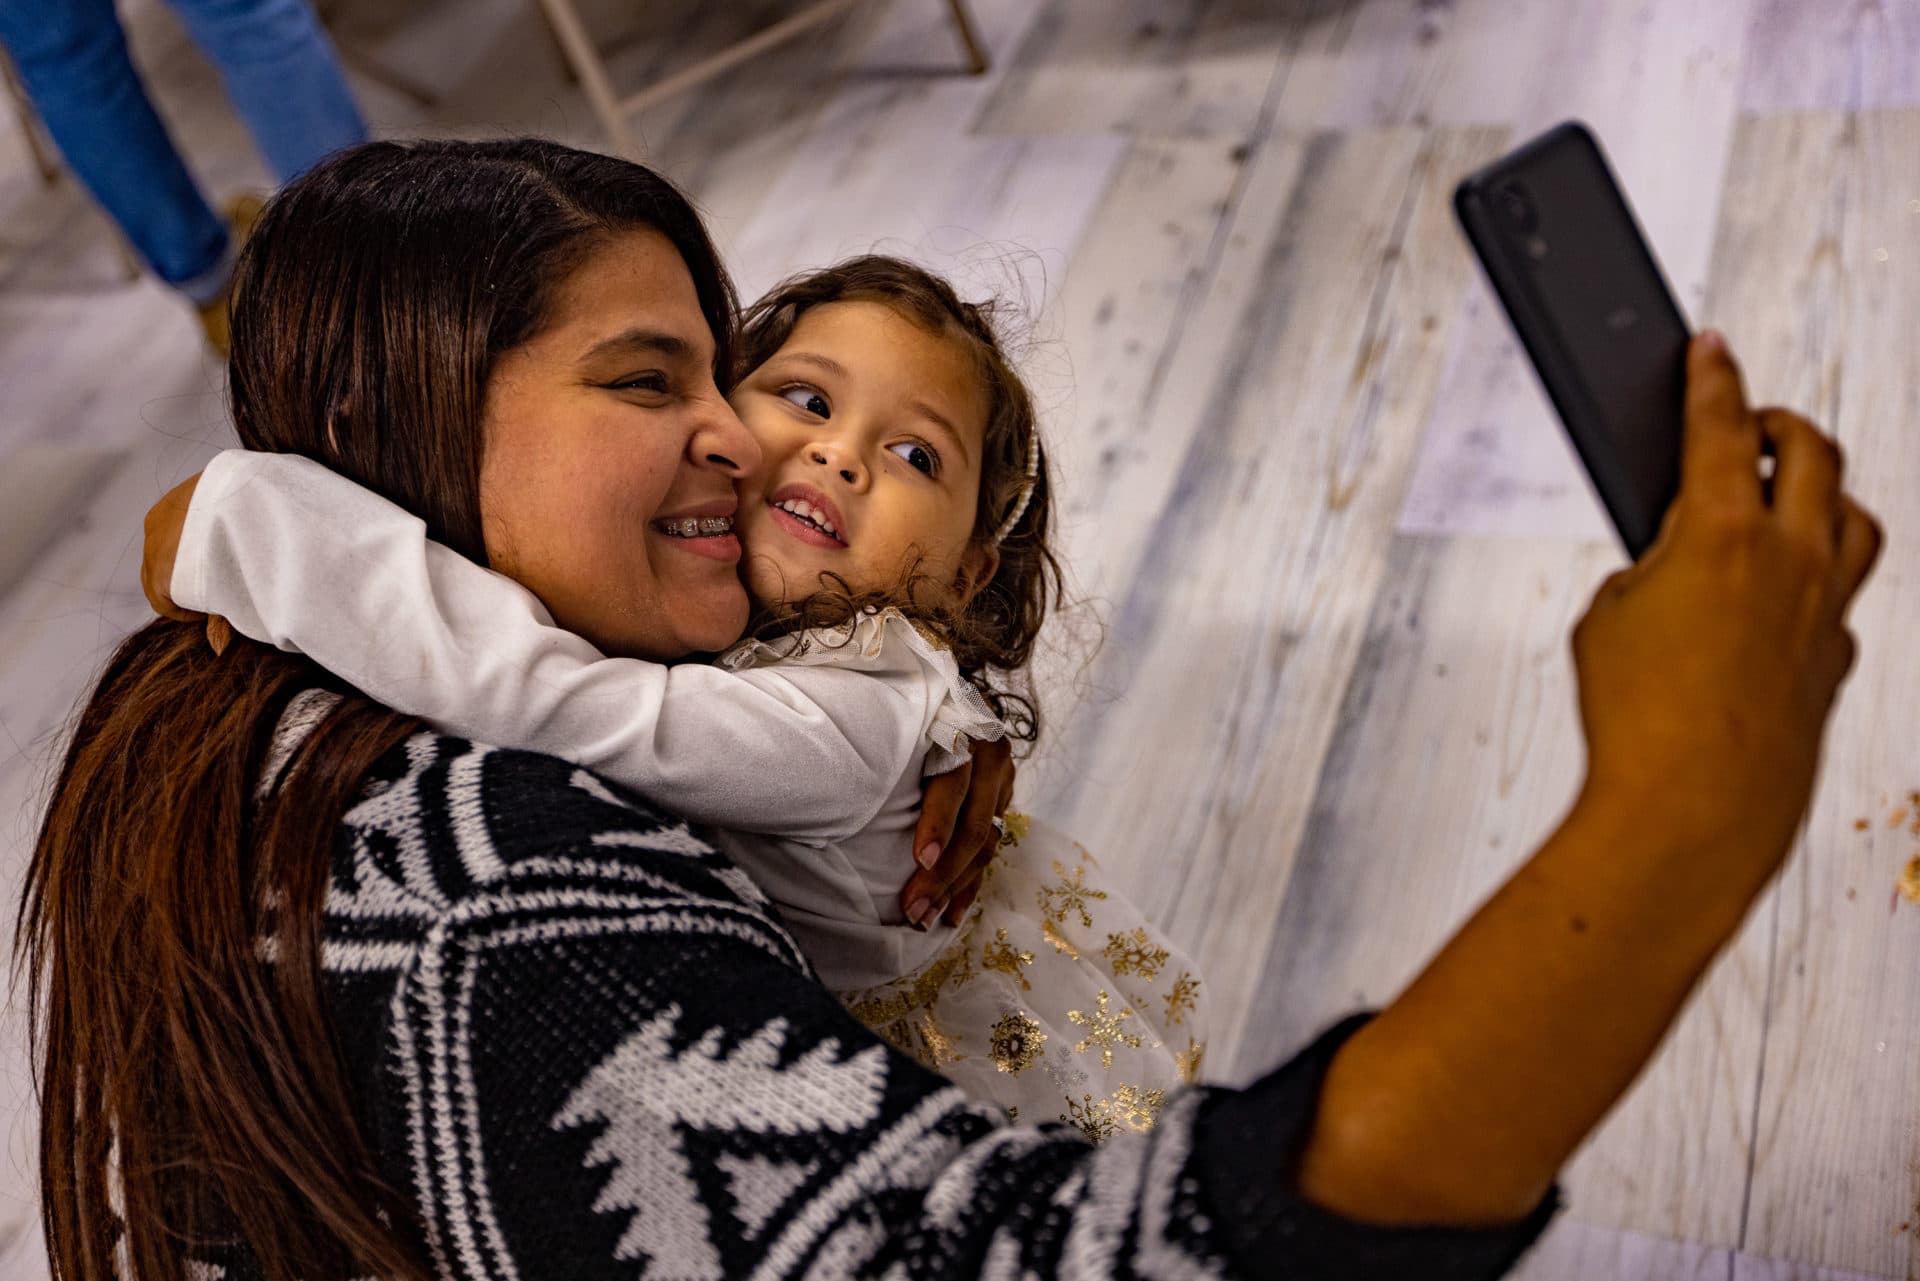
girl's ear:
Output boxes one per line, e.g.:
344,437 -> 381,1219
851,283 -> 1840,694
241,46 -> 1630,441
953,541 -> 1001,607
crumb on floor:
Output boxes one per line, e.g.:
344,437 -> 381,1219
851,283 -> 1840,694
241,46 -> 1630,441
1899,856 -> 1920,907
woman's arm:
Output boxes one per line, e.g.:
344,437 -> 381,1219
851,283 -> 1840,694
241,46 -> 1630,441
1292,787 -> 1750,1225
1293,334 -> 1884,1225
170,450 -> 935,839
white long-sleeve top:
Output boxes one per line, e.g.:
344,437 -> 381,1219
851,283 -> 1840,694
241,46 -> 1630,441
172,450 -> 1009,990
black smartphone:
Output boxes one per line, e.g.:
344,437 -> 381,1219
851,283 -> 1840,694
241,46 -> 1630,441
1453,120 -> 1692,560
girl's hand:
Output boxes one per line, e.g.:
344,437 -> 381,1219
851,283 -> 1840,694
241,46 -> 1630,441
904,737 -> 1014,929
142,472 -> 201,621
1571,332 -> 1882,887
143,471 -> 231,653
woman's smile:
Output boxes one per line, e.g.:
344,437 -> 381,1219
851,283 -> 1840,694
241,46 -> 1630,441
651,501 -> 742,562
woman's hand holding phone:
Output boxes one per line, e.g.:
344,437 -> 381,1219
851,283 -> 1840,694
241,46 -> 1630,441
1571,331 -> 1881,893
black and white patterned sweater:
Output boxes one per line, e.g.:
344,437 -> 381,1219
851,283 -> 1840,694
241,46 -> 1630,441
212,696 -> 1560,1280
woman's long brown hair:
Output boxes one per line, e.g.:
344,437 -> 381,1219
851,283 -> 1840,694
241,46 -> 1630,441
15,138 -> 739,1281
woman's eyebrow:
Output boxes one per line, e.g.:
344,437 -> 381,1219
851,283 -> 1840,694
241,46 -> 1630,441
579,327 -> 698,365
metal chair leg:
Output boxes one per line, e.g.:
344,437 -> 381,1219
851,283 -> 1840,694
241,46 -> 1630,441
311,0 -> 440,106
535,0 -> 637,157
110,230 -> 142,282
526,0 -> 986,160
944,0 -> 989,75
1,52 -> 62,186
532,2 -> 580,83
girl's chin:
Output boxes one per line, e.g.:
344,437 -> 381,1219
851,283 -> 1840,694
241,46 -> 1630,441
742,552 -> 825,606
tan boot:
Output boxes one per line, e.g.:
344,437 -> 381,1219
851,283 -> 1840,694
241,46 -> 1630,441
195,194 -> 267,358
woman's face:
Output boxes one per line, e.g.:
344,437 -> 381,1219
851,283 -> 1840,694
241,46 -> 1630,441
479,229 -> 760,660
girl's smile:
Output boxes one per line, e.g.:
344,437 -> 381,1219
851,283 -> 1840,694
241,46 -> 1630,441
767,482 -> 848,548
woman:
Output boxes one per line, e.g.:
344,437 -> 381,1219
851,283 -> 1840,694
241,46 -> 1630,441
19,138 -> 1882,1281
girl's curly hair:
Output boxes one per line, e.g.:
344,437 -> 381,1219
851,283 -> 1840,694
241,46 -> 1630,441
736,255 -> 1063,744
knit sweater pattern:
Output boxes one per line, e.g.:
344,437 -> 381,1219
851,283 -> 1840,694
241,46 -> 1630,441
205,713 -> 1558,1280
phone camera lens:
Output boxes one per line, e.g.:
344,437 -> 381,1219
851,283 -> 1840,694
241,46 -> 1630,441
1496,182 -> 1538,232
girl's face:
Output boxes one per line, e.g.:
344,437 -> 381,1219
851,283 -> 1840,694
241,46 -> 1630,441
478,229 -> 762,661
730,301 -> 999,612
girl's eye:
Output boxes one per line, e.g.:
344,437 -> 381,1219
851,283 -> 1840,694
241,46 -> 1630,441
612,372 -> 669,394
888,441 -> 939,476
780,386 -> 831,417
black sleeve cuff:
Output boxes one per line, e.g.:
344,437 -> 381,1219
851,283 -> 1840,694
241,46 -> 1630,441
1194,1012 -> 1562,1281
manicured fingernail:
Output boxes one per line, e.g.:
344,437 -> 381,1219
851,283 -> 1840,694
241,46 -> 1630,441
917,842 -> 941,870
908,896 -> 932,927
1699,329 -> 1725,352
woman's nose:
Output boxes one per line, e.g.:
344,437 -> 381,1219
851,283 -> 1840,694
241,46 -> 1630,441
808,441 -> 866,488
691,393 -> 761,479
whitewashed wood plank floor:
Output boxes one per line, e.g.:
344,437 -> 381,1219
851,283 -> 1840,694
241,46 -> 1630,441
1030,121 -> 1512,1073
1719,106 -> 1920,1280
1,1 -> 1916,1277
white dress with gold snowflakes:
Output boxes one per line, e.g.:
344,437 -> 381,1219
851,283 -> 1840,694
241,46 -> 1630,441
702,609 -> 1211,1142
169,449 -> 1209,1140
840,813 -> 1210,1142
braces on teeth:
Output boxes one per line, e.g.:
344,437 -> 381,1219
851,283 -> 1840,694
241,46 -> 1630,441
663,517 -> 732,537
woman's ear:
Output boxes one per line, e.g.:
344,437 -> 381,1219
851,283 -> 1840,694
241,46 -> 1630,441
953,541 -> 1001,607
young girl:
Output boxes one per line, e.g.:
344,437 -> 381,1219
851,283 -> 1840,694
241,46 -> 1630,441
157,256 -> 1207,1140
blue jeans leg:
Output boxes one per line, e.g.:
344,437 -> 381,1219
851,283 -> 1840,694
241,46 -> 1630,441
166,0 -> 366,182
0,0 -> 229,295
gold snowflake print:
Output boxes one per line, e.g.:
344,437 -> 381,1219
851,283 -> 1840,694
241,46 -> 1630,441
1041,917 -> 1079,959
1068,990 -> 1142,1068
945,940 -> 976,991
989,1011 -> 1046,1075
1060,1092 -> 1118,1145
1175,1036 -> 1206,1084
1038,859 -> 1108,928
1163,971 -> 1200,1026
1111,1083 -> 1166,1132
915,1009 -> 966,1069
997,809 -> 1032,847
873,1017 -> 921,1064
982,927 -> 1035,990
1102,927 -> 1169,980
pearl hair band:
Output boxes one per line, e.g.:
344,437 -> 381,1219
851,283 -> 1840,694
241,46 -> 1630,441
993,433 -> 1042,544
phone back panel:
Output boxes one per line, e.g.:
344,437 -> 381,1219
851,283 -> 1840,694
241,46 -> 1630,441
1454,122 -> 1690,558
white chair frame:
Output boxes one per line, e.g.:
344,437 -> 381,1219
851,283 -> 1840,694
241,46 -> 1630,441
534,0 -> 989,158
